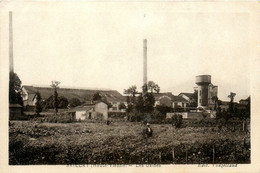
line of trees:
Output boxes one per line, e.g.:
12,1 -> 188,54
124,81 -> 167,122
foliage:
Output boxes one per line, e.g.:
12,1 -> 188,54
126,96 -> 135,113
156,105 -> 172,115
128,110 -> 143,122
143,92 -> 155,113
30,113 -> 75,123
69,98 -> 82,108
124,85 -> 138,97
58,96 -> 69,108
151,110 -> 165,122
228,92 -> 236,114
35,92 -> 42,115
92,92 -> 102,101
50,81 -> 60,115
9,121 -> 250,164
211,96 -> 219,111
172,114 -> 183,128
135,95 -> 144,112
42,95 -> 69,109
9,72 -> 23,106
108,111 -> 126,118
245,96 -> 250,118
147,81 -> 160,94
189,90 -> 198,107
118,102 -> 126,110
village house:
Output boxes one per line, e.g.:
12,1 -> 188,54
67,101 -> 108,121
153,92 -> 189,109
178,92 -> 195,106
171,95 -> 189,109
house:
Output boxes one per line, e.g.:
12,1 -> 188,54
154,93 -> 174,107
67,101 -> 108,121
9,104 -> 23,119
153,92 -> 189,109
21,85 -> 125,111
178,93 -> 195,106
171,95 -> 189,108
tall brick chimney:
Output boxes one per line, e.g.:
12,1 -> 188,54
9,11 -> 14,73
143,39 -> 147,86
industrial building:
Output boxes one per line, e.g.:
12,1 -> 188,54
194,75 -> 218,110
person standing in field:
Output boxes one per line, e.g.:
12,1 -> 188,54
144,123 -> 153,138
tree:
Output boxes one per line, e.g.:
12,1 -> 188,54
211,96 -> 219,111
190,90 -> 198,107
245,96 -> 250,118
154,84 -> 160,94
147,81 -> 160,94
156,105 -> 172,115
135,94 -> 144,112
50,81 -> 60,115
126,96 -> 134,113
118,102 -> 126,110
124,85 -> 138,97
35,92 -> 42,115
58,96 -> 69,108
92,92 -> 102,101
228,92 -> 236,114
9,72 -> 23,106
69,98 -> 81,108
147,81 -> 156,93
143,92 -> 155,113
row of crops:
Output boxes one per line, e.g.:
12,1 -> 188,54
9,121 -> 250,165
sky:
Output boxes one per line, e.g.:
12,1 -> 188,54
1,2 -> 252,102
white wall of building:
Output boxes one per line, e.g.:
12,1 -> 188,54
76,110 -> 87,120
95,102 -> 108,120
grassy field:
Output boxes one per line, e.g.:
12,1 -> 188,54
9,120 -> 250,165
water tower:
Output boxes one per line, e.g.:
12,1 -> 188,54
196,75 -> 211,109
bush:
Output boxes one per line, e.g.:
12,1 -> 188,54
31,113 -> 75,123
108,111 -> 126,119
172,114 -> 183,128
128,110 -> 143,122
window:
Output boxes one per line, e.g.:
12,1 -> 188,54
199,90 -> 202,96
199,99 -> 202,103
88,112 -> 92,119
182,102 -> 184,107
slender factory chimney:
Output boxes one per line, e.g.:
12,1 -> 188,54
9,11 -> 14,73
143,39 -> 147,87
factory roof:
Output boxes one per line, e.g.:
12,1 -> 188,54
22,85 -> 125,103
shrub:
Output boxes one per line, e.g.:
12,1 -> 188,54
128,110 -> 143,122
172,114 -> 183,128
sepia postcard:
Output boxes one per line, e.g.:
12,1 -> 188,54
0,1 -> 260,173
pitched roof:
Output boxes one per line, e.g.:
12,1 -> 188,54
153,93 -> 189,103
67,105 -> 94,112
22,85 -> 125,103
171,95 -> 189,103
178,93 -> 195,99
153,92 -> 174,101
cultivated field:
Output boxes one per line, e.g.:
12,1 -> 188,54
9,120 -> 250,165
